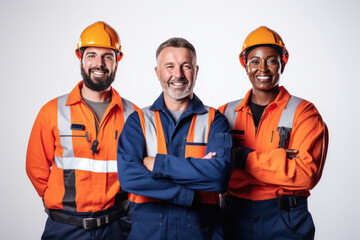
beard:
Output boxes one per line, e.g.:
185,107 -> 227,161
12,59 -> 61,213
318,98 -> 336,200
161,78 -> 193,100
81,64 -> 116,91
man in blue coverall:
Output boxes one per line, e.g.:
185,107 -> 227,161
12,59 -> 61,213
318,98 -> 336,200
117,37 -> 232,239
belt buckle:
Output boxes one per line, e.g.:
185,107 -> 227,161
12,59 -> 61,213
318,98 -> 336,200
83,217 -> 95,230
277,196 -> 290,212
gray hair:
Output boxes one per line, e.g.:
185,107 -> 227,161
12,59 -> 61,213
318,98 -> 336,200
156,37 -> 196,59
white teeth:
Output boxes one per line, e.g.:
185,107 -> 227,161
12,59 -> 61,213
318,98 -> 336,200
172,82 -> 185,86
257,76 -> 270,80
93,71 -> 104,75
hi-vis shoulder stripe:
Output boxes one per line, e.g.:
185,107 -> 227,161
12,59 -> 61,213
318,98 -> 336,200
193,106 -> 211,143
56,94 -> 118,173
54,156 -> 118,173
142,106 -> 158,157
224,99 -> 243,130
142,107 -> 211,157
121,97 -> 134,122
58,94 -> 75,159
278,96 -> 302,129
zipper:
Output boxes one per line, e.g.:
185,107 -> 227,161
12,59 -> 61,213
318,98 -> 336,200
256,108 -> 268,136
247,111 -> 257,136
247,108 -> 268,137
81,99 -> 101,155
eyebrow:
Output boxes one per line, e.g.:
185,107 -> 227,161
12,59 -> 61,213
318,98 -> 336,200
250,55 -> 278,59
85,52 -> 115,57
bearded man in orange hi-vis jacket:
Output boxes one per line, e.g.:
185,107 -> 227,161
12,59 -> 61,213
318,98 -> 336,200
26,21 -> 138,240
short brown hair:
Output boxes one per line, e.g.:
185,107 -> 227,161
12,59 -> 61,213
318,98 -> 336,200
156,37 -> 196,59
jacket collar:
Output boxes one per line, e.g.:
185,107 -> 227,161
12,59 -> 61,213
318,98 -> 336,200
235,86 -> 291,112
66,81 -> 124,110
149,92 -> 207,114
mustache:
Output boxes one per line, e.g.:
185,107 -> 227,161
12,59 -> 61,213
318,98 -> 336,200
168,78 -> 188,84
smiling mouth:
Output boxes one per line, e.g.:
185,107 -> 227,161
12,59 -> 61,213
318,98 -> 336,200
92,71 -> 106,75
89,67 -> 109,76
256,76 -> 272,81
169,79 -> 188,87
171,82 -> 187,86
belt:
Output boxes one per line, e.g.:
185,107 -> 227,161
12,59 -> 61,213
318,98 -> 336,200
221,195 -> 308,215
277,195 -> 304,211
45,204 -> 128,230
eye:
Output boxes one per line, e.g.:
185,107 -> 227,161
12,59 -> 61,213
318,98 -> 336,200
268,58 -> 278,65
87,54 -> 95,58
166,65 -> 174,69
183,64 -> 192,70
250,59 -> 260,65
104,55 -> 114,60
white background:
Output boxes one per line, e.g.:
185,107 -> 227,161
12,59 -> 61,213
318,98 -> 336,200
1,0 -> 359,239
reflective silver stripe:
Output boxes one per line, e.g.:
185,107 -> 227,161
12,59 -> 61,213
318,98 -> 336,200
142,107 -> 158,157
55,156 -> 118,173
121,97 -> 134,123
142,107 -> 211,156
57,94 -> 77,211
193,106 -> 210,143
278,96 -> 302,129
57,94 -> 118,173
223,99 -> 243,130
57,94 -> 75,159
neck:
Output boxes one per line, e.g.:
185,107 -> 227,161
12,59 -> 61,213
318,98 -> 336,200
251,86 -> 279,106
163,93 -> 193,111
81,84 -> 111,102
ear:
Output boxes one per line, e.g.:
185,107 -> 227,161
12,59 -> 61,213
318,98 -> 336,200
155,66 -> 160,80
195,65 -> 199,78
280,61 -> 285,74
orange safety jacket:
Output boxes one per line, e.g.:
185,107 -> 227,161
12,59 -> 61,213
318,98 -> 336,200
26,81 -> 138,212
219,86 -> 328,201
129,106 -> 219,205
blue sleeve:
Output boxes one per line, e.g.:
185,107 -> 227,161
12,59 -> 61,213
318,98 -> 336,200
152,110 -> 232,193
117,112 -> 194,207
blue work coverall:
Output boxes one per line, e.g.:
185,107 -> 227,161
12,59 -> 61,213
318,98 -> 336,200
117,93 -> 232,240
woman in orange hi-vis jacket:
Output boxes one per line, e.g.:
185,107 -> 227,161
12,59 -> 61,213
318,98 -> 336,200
219,26 -> 329,240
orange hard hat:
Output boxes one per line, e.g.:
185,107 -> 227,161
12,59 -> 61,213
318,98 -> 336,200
239,26 -> 289,68
75,21 -> 123,62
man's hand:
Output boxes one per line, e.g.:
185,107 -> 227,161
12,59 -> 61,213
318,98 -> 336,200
143,157 -> 155,172
285,149 -> 299,159
203,152 -> 216,159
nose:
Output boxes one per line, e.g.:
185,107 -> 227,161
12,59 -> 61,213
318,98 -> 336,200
173,66 -> 184,78
93,56 -> 105,67
259,60 -> 268,72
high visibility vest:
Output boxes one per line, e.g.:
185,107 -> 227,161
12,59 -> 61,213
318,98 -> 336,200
129,106 -> 219,205
55,93 -> 134,211
223,96 -> 302,148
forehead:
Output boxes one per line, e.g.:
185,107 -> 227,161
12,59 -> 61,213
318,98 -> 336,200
157,47 -> 195,63
248,46 -> 280,58
84,47 -> 115,55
